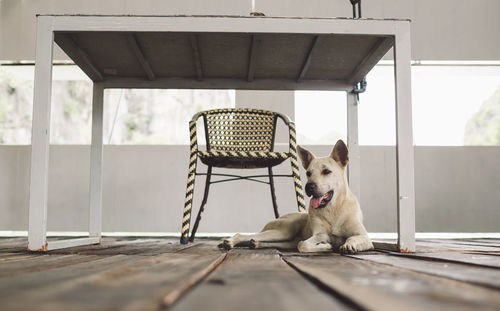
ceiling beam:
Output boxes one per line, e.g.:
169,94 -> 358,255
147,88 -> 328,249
189,35 -> 204,81
100,77 -> 351,91
125,34 -> 156,81
297,35 -> 320,82
54,34 -> 103,82
247,35 -> 259,82
347,36 -> 394,85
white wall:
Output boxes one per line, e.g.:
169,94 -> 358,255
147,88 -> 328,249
1,0 -> 500,61
1,145 -> 499,233
1,1 -> 499,234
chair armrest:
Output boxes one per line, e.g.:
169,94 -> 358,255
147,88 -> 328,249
188,119 -> 199,152
274,112 -> 296,153
274,112 -> 291,125
287,121 -> 298,154
189,111 -> 207,151
191,111 -> 205,122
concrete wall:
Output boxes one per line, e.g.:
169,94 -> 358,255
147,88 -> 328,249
2,145 -> 499,233
1,0 -> 500,61
1,1 -> 499,234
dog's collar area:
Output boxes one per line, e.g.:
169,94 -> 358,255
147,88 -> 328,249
309,190 -> 334,209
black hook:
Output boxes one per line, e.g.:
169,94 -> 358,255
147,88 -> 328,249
351,77 -> 367,96
349,0 -> 362,19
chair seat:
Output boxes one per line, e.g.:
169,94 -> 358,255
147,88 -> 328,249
198,150 -> 289,168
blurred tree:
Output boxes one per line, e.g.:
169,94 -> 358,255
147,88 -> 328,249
0,68 -> 33,144
0,66 -> 234,145
464,85 -> 500,145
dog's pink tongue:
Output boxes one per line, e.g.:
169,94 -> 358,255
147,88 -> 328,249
310,196 -> 323,209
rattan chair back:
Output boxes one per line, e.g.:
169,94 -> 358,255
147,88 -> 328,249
201,108 -> 277,152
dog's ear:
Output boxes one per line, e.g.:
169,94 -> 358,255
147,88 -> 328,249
297,145 -> 315,169
330,140 -> 349,167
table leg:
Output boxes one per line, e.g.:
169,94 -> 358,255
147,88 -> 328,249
89,84 -> 104,240
347,91 -> 361,200
28,17 -> 54,251
394,24 -> 416,252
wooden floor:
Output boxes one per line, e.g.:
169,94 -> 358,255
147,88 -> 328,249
0,237 -> 499,311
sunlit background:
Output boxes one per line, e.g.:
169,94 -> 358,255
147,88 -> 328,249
1,62 -> 499,146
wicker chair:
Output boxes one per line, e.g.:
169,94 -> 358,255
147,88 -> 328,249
180,108 -> 306,244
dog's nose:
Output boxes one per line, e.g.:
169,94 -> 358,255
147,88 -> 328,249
305,182 -> 316,197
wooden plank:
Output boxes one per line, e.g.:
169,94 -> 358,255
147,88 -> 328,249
54,33 -> 104,81
422,239 -> 500,250
0,253 -> 39,263
416,240 -> 500,253
0,254 -> 105,278
297,35 -> 320,81
125,33 -> 156,80
374,240 -> 438,253
284,254 -> 500,311
0,255 -> 133,299
284,255 -> 416,311
470,252 -> 500,257
382,251 -> 500,269
465,238 -> 500,245
0,238 -> 27,251
349,254 -> 500,290
373,241 -> 400,252
190,34 -> 203,81
459,239 -> 500,247
0,237 -> 27,246
170,249 -> 353,311
1,246 -> 226,311
0,246 -> 29,253
47,238 -> 191,256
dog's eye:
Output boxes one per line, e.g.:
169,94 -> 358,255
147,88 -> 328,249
321,169 -> 331,175
306,171 -> 311,177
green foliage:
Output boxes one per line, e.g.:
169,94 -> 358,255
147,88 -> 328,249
63,100 -> 83,118
464,85 -> 500,145
0,66 -> 234,145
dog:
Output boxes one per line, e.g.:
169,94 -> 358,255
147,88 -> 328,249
219,140 -> 373,254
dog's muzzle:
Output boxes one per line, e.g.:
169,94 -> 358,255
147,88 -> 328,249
309,190 -> 334,209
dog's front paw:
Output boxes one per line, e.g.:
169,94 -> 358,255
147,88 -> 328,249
297,241 -> 313,253
339,242 -> 357,254
218,240 -> 233,250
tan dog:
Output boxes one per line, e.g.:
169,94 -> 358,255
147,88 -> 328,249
219,140 -> 373,254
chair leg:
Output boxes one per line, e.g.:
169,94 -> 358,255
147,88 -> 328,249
190,166 -> 212,242
290,149 -> 306,213
268,167 -> 280,219
181,131 -> 198,244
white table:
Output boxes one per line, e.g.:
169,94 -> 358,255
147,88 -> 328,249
28,15 -> 415,252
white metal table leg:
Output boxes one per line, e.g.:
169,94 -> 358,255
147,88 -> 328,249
394,23 -> 416,252
89,83 -> 104,240
28,16 -> 54,251
347,92 -> 361,200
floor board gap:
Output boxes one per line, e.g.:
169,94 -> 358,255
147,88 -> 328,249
280,254 -> 366,311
